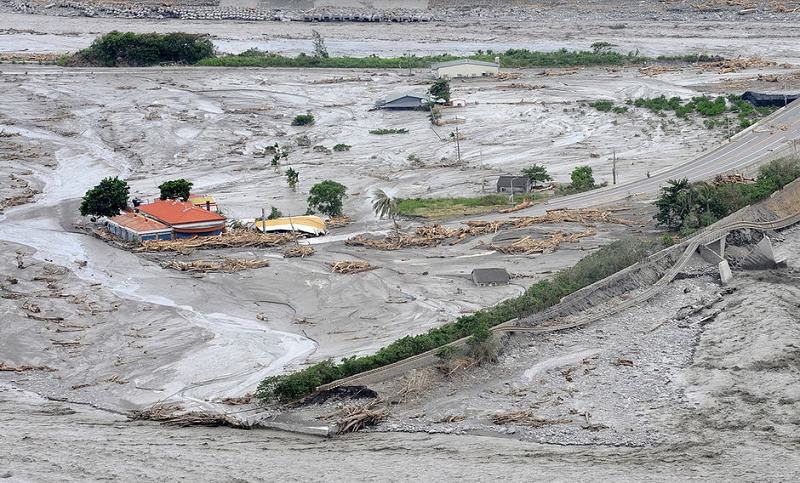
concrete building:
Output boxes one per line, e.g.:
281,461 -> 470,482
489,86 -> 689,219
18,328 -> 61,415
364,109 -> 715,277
497,175 -> 532,194
137,200 -> 226,238
106,212 -> 173,243
471,268 -> 510,287
431,59 -> 500,80
378,95 -> 426,110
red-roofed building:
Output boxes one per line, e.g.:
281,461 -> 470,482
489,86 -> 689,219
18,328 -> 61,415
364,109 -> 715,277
107,212 -> 173,243
137,199 -> 226,237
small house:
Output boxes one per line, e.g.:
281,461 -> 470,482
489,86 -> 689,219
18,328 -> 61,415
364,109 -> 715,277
496,175 -> 531,194
137,199 -> 226,238
378,95 -> 426,110
106,211 -> 173,243
471,268 -> 510,287
431,59 -> 500,80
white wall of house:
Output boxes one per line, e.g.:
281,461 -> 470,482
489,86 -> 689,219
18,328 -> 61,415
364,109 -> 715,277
435,64 -> 499,79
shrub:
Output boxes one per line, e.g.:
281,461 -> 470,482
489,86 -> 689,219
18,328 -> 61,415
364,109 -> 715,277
267,206 -> 282,220
307,180 -> 347,216
158,179 -> 193,201
285,167 -> 299,190
589,100 -> 614,112
292,114 -> 315,126
79,177 -> 129,218
68,31 -> 213,67
369,128 -> 408,135
333,143 -> 351,152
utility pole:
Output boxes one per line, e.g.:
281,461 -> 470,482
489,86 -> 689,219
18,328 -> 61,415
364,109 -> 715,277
261,207 -> 266,229
612,149 -> 617,185
454,126 -> 462,166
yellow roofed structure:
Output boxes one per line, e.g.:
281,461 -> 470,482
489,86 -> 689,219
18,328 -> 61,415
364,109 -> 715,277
254,215 -> 327,236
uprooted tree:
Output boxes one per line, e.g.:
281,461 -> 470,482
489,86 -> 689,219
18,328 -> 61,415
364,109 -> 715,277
307,180 -> 347,217
79,177 -> 130,218
285,167 -> 299,190
159,179 -> 193,201
371,188 -> 401,237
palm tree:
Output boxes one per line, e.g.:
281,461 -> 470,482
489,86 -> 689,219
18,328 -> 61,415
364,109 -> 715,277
372,189 -> 400,238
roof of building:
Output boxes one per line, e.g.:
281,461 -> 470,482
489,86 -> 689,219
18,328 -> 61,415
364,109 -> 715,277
254,215 -> 327,236
472,268 -> 510,284
381,95 -> 426,108
187,194 -> 216,206
109,211 -> 171,234
431,59 -> 500,69
137,199 -> 225,226
497,175 -> 530,187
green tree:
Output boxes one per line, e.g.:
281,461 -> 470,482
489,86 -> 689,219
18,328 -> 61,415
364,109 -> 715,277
79,177 -> 129,218
654,178 -> 695,230
267,206 -> 283,220
428,78 -> 451,102
311,30 -> 329,59
158,179 -> 193,201
522,164 -> 552,185
307,180 -> 347,217
570,165 -> 596,192
372,188 -> 401,237
271,143 -> 289,170
285,167 -> 299,190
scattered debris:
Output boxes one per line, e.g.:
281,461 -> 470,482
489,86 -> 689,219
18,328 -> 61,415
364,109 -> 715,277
490,410 -> 571,427
713,173 -> 754,185
138,230 -> 295,252
487,229 -> 597,254
0,362 -> 56,373
129,403 -> 250,428
284,245 -> 315,258
304,386 -> 378,405
495,72 -> 522,81
614,358 -> 635,367
329,260 -> 376,274
219,394 -> 254,405
161,259 -> 269,272
700,57 -> 776,73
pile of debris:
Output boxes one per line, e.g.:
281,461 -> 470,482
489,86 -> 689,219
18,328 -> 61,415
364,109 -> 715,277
490,410 -> 571,427
713,173 -> 754,185
639,65 -> 679,76
161,259 -> 269,273
327,215 -> 352,229
346,209 -> 627,251
485,229 -> 597,254
329,260 -> 376,274
284,245 -> 315,258
129,403 -> 249,428
495,72 -> 522,81
138,230 -> 295,252
321,399 -> 388,434
0,362 -> 56,373
700,57 -> 776,73
500,83 -> 546,90
543,67 -> 579,76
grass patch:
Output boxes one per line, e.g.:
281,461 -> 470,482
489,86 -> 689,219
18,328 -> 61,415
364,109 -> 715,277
395,194 -> 534,219
257,237 -> 657,402
198,47 -> 678,69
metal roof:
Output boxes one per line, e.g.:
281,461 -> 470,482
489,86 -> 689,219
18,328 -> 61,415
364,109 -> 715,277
381,95 -> 425,108
137,200 -> 225,226
497,175 -> 530,187
431,59 -> 500,69
108,212 -> 171,234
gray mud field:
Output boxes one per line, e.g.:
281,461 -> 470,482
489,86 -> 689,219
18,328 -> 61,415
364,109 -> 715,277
1,4 -> 800,480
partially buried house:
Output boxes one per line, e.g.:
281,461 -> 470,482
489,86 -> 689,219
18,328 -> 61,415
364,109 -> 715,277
106,211 -> 173,243
377,94 -> 426,110
496,175 -> 531,194
136,199 -> 226,238
471,268 -> 510,287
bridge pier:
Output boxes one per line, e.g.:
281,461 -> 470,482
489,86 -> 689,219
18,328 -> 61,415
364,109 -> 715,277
697,243 -> 732,285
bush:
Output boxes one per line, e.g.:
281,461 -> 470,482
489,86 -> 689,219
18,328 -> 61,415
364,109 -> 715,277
267,206 -> 282,220
369,128 -> 408,135
292,114 -> 315,126
333,143 -> 352,152
257,236 -> 656,402
589,100 -> 614,112
570,165 -> 596,192
158,179 -> 193,201
79,177 -> 130,218
67,31 -> 213,67
307,180 -> 347,216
